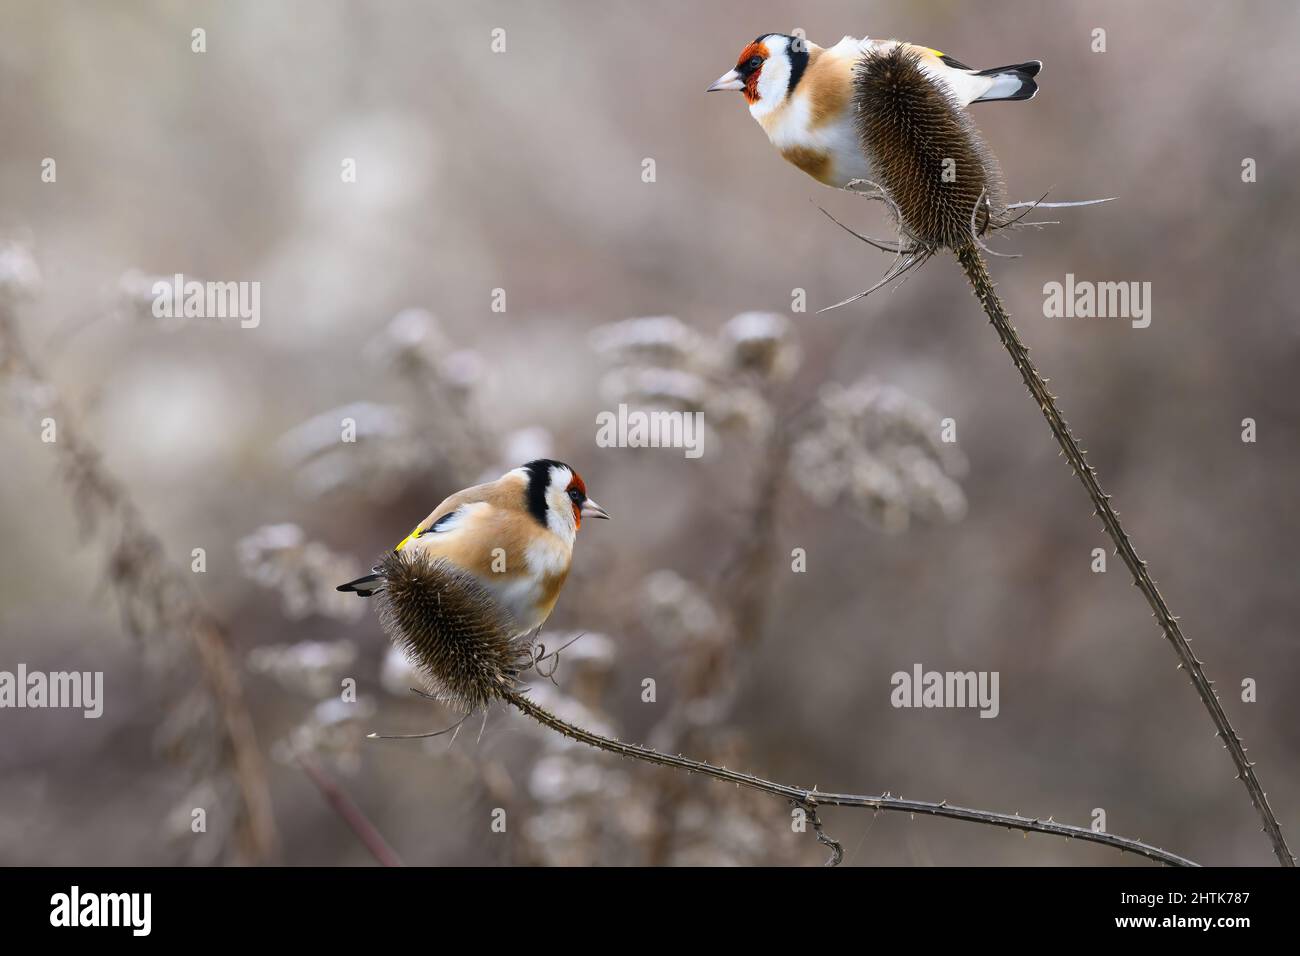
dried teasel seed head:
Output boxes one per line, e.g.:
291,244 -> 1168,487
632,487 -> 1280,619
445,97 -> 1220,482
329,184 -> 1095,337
853,46 -> 1004,250
374,550 -> 532,712
721,311 -> 801,382
588,315 -> 704,369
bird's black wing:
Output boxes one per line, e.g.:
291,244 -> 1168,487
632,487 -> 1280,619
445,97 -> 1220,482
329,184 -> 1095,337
938,52 -> 974,70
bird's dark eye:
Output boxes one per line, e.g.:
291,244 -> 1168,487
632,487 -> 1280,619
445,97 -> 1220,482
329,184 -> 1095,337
568,488 -> 584,504
747,56 -> 763,70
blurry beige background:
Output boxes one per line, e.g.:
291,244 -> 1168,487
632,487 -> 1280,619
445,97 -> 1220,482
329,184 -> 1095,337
1,0 -> 1297,865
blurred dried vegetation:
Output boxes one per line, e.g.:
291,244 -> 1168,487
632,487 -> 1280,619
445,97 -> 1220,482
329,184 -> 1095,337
2,1 -> 1298,865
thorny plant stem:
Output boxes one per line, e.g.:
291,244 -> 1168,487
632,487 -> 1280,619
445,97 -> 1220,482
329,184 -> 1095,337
955,244 -> 1294,867
297,755 -> 404,867
504,689 -> 1196,867
0,305 -> 279,863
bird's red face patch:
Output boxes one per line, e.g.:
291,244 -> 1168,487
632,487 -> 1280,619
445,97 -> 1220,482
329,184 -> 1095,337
566,473 -> 588,528
735,41 -> 769,104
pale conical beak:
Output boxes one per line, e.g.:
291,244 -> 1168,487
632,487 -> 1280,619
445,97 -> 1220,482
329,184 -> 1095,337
707,69 -> 744,92
581,498 -> 611,521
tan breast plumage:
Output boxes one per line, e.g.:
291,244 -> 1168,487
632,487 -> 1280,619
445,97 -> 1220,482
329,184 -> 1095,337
400,472 -> 573,632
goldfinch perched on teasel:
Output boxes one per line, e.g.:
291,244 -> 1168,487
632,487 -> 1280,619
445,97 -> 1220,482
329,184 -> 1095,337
708,34 -> 1040,189
337,460 -> 609,635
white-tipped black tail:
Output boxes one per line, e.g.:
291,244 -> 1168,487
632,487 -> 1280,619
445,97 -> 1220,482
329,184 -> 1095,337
972,60 -> 1041,103
337,571 -> 385,597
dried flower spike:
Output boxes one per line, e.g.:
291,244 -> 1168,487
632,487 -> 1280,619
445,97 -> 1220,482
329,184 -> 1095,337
373,550 -> 532,712
852,45 -> 1003,250
842,41 -> 1291,864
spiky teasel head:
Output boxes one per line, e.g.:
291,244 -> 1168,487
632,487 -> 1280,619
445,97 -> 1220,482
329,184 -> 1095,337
374,550 -> 532,712
853,46 -> 1004,251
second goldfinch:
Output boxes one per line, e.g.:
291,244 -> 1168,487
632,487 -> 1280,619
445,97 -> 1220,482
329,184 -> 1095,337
337,459 -> 609,635
708,33 -> 1041,188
